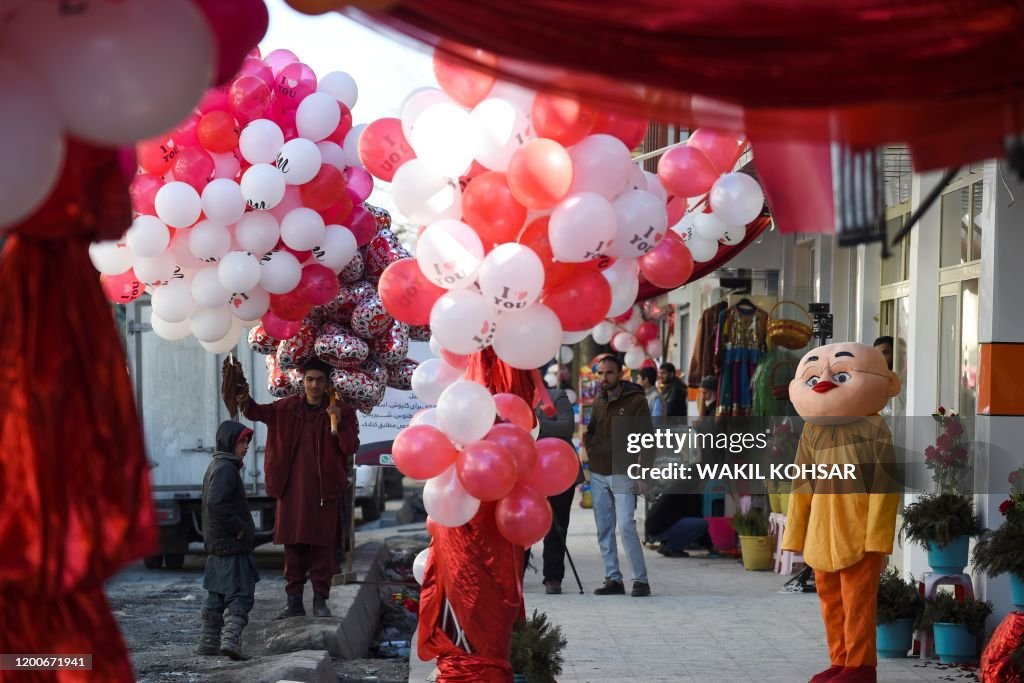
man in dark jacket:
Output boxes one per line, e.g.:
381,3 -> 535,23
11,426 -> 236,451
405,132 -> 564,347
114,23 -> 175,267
644,480 -> 713,558
196,420 -> 259,660
658,362 -> 688,417
582,355 -> 653,597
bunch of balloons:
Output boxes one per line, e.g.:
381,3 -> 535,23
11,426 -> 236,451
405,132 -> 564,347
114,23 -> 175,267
0,0 -> 267,230
591,305 -> 664,370
392,342 -> 580,546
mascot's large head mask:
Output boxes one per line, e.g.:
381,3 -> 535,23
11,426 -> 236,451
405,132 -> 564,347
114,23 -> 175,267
789,342 -> 901,425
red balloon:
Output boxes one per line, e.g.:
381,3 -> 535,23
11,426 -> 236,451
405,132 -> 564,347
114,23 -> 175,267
485,423 -> 537,480
440,348 -> 470,370
325,102 -> 354,145
507,139 -> 574,210
541,268 -> 613,331
198,110 -> 240,154
455,441 -> 518,501
358,117 -> 416,182
347,205 -> 378,246
297,263 -> 340,306
461,172 -> 528,246
393,425 -> 457,480
687,127 -> 746,174
495,484 -> 553,547
229,74 -> 272,123
100,270 -> 144,304
319,196 -> 354,226
433,46 -> 497,108
634,321 -> 658,344
269,289 -> 313,321
172,146 -> 215,192
136,136 -> 178,176
638,230 -> 695,290
658,145 -> 720,198
531,93 -> 596,147
458,160 -> 488,192
300,164 -> 347,212
378,258 -> 446,326
666,195 -> 687,226
493,393 -> 535,431
276,239 -> 311,264
591,109 -> 648,150
521,438 -> 580,496
129,173 -> 164,215
261,311 -> 301,340
517,217 -> 575,287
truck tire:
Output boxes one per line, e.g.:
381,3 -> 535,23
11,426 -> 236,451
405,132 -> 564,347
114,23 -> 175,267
164,553 -> 185,569
143,555 -> 164,569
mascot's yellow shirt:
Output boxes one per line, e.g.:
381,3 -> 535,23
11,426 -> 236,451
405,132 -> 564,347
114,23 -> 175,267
781,415 -> 901,572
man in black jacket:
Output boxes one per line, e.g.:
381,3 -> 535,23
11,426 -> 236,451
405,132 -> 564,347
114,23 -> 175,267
658,363 -> 688,417
196,421 -> 260,660
645,480 -> 714,558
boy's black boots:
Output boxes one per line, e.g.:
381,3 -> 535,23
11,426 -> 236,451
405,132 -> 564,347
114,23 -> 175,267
194,608 -> 223,655
220,607 -> 249,660
313,593 -> 332,617
275,593 -> 305,619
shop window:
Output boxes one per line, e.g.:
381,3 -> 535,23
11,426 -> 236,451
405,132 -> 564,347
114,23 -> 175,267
970,181 -> 984,262
940,186 -> 970,267
959,279 -> 979,419
938,294 -> 959,410
936,278 -> 981,417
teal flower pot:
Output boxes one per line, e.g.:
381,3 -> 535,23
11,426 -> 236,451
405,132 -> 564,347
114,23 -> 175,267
1011,574 -> 1024,611
513,675 -> 527,683
932,622 -> 977,664
876,618 -> 914,658
927,536 -> 969,575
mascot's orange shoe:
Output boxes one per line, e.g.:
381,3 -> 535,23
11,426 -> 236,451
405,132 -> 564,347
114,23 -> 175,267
809,665 -> 845,682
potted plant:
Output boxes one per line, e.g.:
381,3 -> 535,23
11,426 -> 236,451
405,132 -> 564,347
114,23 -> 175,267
510,609 -> 567,683
972,466 -> 1024,610
900,407 -> 981,574
732,508 -> 772,571
917,591 -> 993,664
876,567 -> 923,658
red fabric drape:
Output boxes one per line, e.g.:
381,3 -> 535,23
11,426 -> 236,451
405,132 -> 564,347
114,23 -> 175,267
0,140 -> 155,682
344,0 -> 1024,169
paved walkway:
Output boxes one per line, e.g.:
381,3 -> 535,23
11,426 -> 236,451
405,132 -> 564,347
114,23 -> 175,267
409,499 -> 979,682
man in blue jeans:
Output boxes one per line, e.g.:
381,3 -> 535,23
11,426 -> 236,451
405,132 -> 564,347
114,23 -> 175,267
582,355 -> 653,597
645,481 -> 714,558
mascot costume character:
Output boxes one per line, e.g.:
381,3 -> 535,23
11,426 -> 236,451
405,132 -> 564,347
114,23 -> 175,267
782,342 -> 902,683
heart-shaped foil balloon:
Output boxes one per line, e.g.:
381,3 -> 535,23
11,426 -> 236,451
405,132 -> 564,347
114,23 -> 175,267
369,320 -> 410,366
350,293 -> 393,340
386,357 -> 418,391
319,321 -> 346,338
369,205 -> 392,231
318,285 -> 358,325
276,323 -> 317,371
361,357 -> 389,387
315,331 -> 370,369
248,323 -> 280,355
331,367 -> 385,405
365,229 -> 412,278
408,324 -> 431,342
340,252 -> 366,283
266,354 -> 300,397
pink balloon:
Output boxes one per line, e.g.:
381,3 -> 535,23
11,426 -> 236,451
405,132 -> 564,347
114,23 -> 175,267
172,146 -> 215,192
174,113 -> 201,148
666,195 -> 687,225
485,423 -> 537,481
229,74 -> 272,123
101,270 -> 144,304
297,263 -> 340,306
344,166 -> 374,204
687,128 -> 746,174
495,484 -> 553,547
129,173 -> 164,215
263,48 -> 299,76
658,145 -> 720,198
273,62 -> 317,113
261,310 -> 302,339
198,86 -> 231,114
393,425 -> 457,480
493,393 -> 534,431
347,205 -> 377,247
456,441 -> 518,501
521,438 -> 580,496
239,57 -> 274,89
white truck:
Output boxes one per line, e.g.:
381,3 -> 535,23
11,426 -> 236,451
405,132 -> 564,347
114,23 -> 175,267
123,299 -> 425,569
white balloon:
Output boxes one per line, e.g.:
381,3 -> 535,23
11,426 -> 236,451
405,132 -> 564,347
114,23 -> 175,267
0,58 -> 64,229
488,82 -> 537,118
591,320 -> 616,345
643,171 -> 668,204
562,329 -> 590,345
569,134 -> 632,198
401,88 -> 455,142
492,304 -> 562,369
560,346 -> 575,364
412,548 -> 430,584
133,252 -> 176,286
343,124 -> 366,168
280,208 -> 326,251
709,172 -> 765,227
645,337 -> 664,359
155,181 -> 202,228
603,258 -> 640,318
392,159 -> 462,225
240,163 -> 286,211
549,193 -> 617,262
151,278 -> 194,323
89,240 -> 134,276
627,164 -> 648,192
720,223 -> 747,245
478,243 -> 545,310
124,215 -> 170,258
191,266 -> 230,309
610,190 -> 669,258
259,250 -> 302,294
276,138 -> 322,185
694,211 -> 729,242
190,305 -> 233,343
687,236 -> 719,262
429,335 -> 443,358
411,407 -> 442,428
624,345 -> 646,370
423,465 -> 480,528
671,212 -> 697,240
437,381 -> 497,445
315,141 -> 346,171
612,332 -> 637,353
416,220 -> 484,290
218,251 -> 262,293
151,313 -> 192,341
268,185 -> 303,224
412,358 -> 464,405
228,286 -> 270,320
168,228 -> 203,270
313,226 -> 358,273
429,289 -> 496,355
235,212 -> 280,256
296,92 -> 341,142
318,71 -> 359,110
470,98 -> 532,172
239,119 -> 285,165
189,220 -> 231,263
201,179 -> 246,226
409,103 -> 481,178
621,306 -> 643,333
211,152 -> 241,180
200,326 -> 243,354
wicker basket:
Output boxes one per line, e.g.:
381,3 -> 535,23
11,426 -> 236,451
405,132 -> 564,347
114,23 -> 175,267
767,302 -> 813,350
